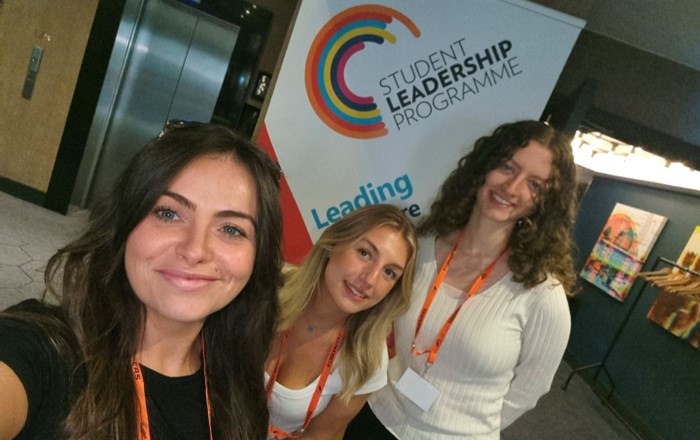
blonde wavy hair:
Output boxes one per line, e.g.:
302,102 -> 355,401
278,204 -> 417,401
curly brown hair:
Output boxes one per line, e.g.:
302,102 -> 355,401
418,120 -> 578,293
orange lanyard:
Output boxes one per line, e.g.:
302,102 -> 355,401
266,327 -> 345,439
132,333 -> 213,440
411,239 -> 506,372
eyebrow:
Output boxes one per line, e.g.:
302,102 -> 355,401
358,237 -> 406,272
161,191 -> 258,229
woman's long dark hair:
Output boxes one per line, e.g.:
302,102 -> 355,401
419,120 -> 578,293
9,123 -> 283,439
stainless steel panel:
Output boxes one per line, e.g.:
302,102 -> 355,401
72,0 -> 239,208
168,13 -> 237,120
71,0 -> 143,207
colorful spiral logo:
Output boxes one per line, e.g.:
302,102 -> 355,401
305,5 -> 420,139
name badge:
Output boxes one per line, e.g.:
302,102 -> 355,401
395,368 -> 439,411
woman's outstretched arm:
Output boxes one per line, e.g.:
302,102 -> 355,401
0,361 -> 28,439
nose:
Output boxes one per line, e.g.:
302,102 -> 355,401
503,174 -> 525,194
359,262 -> 382,287
175,223 -> 212,265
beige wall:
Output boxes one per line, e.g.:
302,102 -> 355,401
0,0 -> 98,192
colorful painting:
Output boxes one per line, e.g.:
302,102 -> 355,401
677,226 -> 700,272
647,226 -> 700,350
580,203 -> 667,301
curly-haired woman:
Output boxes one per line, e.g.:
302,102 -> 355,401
344,120 -> 577,439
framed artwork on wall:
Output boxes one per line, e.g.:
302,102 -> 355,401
579,203 -> 667,301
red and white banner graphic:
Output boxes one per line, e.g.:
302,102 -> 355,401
258,0 -> 584,263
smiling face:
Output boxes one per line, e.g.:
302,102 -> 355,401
320,225 -> 410,316
124,154 -> 257,333
474,140 -> 553,227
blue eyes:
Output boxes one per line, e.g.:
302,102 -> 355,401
222,225 -> 244,237
155,208 -> 179,221
152,207 -> 247,239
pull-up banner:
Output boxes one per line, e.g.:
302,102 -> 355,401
258,0 -> 584,263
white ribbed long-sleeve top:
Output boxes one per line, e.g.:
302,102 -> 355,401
368,236 -> 571,439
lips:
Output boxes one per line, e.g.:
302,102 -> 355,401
159,269 -> 218,292
345,281 -> 368,302
492,191 -> 513,207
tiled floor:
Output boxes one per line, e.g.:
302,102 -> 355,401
0,191 -> 88,310
503,364 -> 640,440
0,190 -> 642,439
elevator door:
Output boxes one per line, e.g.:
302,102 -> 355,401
74,0 -> 239,208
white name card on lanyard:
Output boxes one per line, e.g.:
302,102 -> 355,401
395,367 -> 440,412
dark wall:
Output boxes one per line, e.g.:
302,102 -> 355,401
549,30 -> 700,168
556,31 -> 700,147
569,175 -> 700,440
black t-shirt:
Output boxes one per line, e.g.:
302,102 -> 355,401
0,300 -> 81,440
0,300 -> 211,439
141,363 -> 211,439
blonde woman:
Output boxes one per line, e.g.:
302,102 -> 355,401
266,204 -> 417,439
